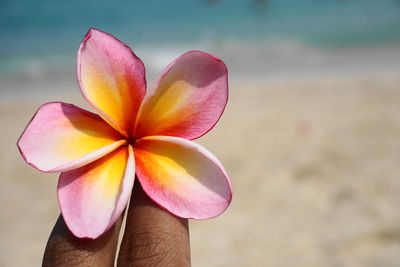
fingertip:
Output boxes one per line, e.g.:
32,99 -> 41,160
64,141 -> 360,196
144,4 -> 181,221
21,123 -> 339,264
43,214 -> 123,267
117,182 -> 191,266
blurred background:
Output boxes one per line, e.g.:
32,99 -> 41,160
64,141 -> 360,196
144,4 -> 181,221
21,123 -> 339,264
1,0 -> 400,266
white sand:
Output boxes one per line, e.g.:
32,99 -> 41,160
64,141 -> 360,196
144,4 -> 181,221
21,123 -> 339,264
1,48 -> 400,266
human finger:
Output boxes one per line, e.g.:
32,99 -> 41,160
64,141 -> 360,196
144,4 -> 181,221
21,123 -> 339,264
117,182 -> 190,266
42,214 -> 122,267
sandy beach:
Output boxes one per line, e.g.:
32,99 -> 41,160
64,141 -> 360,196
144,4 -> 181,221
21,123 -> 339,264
1,45 -> 400,267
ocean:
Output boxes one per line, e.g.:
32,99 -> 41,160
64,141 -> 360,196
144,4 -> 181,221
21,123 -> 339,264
1,0 -> 400,76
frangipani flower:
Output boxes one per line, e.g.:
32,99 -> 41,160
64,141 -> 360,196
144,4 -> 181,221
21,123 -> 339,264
17,29 -> 232,239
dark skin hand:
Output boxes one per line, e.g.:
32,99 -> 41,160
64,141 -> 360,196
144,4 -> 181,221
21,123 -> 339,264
43,182 -> 191,267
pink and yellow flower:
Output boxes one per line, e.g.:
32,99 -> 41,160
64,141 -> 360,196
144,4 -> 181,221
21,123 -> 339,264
17,28 -> 232,238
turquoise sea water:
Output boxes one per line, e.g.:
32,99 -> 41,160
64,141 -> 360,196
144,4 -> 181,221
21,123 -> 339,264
1,0 -> 400,74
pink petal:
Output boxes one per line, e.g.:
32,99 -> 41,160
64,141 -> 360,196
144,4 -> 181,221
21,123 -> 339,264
77,28 -> 146,137
134,136 -> 232,219
58,145 -> 135,239
134,51 -> 228,140
17,102 -> 125,173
